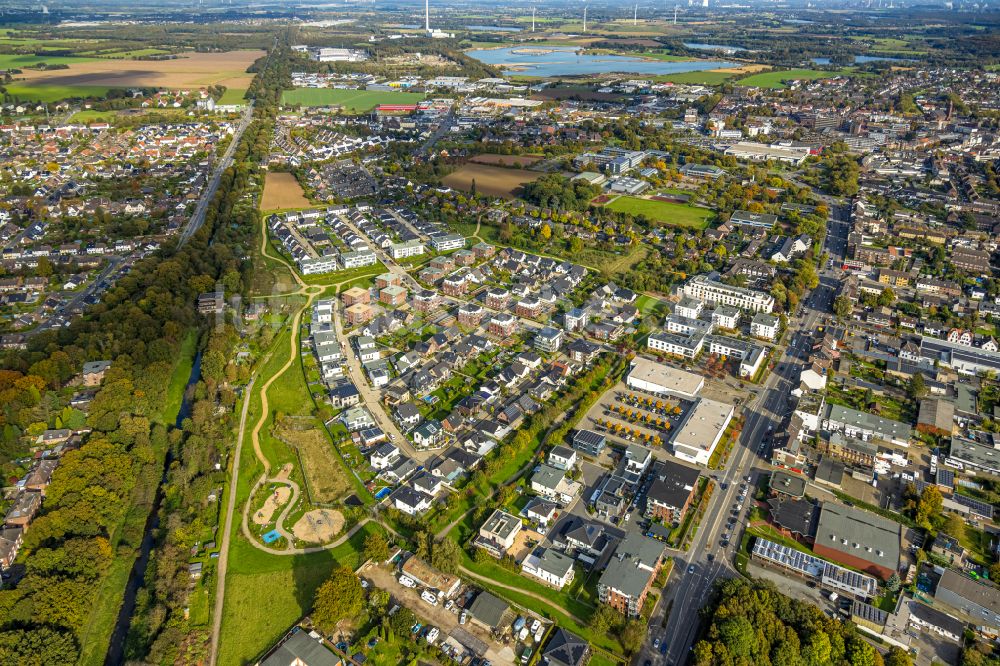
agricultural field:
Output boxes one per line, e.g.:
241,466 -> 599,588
737,68 -> 854,88
261,172 -> 311,210
442,163 -> 543,199
6,50 -> 263,101
603,195 -> 714,229
280,88 -> 426,112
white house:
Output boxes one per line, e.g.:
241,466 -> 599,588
547,445 -> 577,471
531,464 -> 582,505
799,363 -> 827,391
393,487 -> 433,515
370,442 -> 400,470
521,548 -> 576,589
751,313 -> 780,341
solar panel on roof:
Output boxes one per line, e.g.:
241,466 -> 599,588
954,493 -> 995,518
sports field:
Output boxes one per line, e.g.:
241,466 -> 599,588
603,196 -> 714,229
281,88 -> 426,112
737,68 -> 853,89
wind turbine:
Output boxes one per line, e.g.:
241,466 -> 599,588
531,7 -> 535,32
634,4 -> 638,25
583,6 -> 587,33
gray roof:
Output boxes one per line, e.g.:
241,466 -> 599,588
938,568 -> 1000,616
770,470 -> 807,498
542,629 -> 589,666
468,591 -> 509,628
598,534 -> 664,599
482,509 -> 522,542
533,548 -> 575,578
532,464 -> 566,491
261,630 -> 341,666
824,403 -> 912,442
815,502 -> 900,571
949,436 -> 1000,474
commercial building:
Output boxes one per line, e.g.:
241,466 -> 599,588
723,142 -> 810,165
626,357 -> 704,400
682,274 -> 774,313
934,568 -> 1000,630
670,398 -> 734,466
812,502 -> 901,580
750,538 -> 879,598
730,210 -> 778,229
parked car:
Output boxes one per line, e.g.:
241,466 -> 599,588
426,627 -> 440,644
421,590 -> 439,606
399,575 -> 416,588
460,611 -> 468,625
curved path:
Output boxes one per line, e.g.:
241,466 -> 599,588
458,565 -> 588,626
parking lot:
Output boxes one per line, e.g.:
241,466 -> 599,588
582,382 -> 690,454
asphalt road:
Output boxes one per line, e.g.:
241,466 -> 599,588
178,101 -> 255,246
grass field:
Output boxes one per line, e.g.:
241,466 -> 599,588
603,196 -> 714,229
4,83 -> 111,102
281,88 -> 426,112
218,87 -> 247,105
442,163 -> 542,199
261,172 -> 311,210
274,418 -> 352,505
69,109 -> 119,123
469,153 -> 543,167
737,68 -> 854,88
218,524 -> 378,665
652,70 -> 736,85
0,53 -> 99,70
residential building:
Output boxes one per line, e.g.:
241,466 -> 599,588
645,461 -> 701,523
535,327 -> 563,353
934,568 -> 1000,630
521,548 -> 576,589
751,313 -> 780,341
475,508 -> 523,556
597,533 -> 665,616
682,275 -> 774,313
572,429 -> 606,457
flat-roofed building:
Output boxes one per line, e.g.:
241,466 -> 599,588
670,398 -> 734,466
934,568 -> 1000,630
724,141 -> 810,165
475,508 -> 523,557
626,357 -> 704,399
682,274 -> 774,313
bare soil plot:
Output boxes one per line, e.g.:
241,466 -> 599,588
254,485 -> 291,525
442,163 -> 542,200
275,417 -> 352,504
15,49 -> 263,90
292,508 -> 345,543
261,172 -> 311,210
469,153 -> 543,168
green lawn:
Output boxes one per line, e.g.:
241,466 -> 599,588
281,88 -> 427,112
651,70 -> 736,85
69,109 -> 119,123
0,53 -> 99,69
603,196 -> 713,229
737,68 -> 854,89
4,83 -> 111,102
635,294 -> 669,316
218,524 -> 378,665
218,87 -> 247,105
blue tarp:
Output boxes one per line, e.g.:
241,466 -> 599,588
262,529 -> 282,544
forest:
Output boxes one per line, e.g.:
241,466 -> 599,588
693,579 -> 913,666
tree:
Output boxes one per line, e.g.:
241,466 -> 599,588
388,606 -> 416,636
430,538 -> 461,574
883,646 -> 912,666
312,565 -> 365,632
589,604 -> 619,633
368,588 -> 390,615
540,223 -> 552,241
941,513 -> 967,540
833,294 -> 852,319
916,486 -> 943,529
364,532 -> 390,564
908,373 -> 927,400
620,619 -> 646,655
877,288 -> 896,307
885,572 -> 901,593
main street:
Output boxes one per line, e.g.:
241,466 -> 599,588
178,101 -> 255,246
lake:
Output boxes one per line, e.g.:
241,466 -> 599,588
466,46 -> 734,77
812,55 -> 911,64
466,25 -> 522,32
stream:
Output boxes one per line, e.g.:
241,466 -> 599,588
104,351 -> 202,665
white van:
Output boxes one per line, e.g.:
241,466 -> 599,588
421,590 -> 439,606
399,575 -> 416,588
